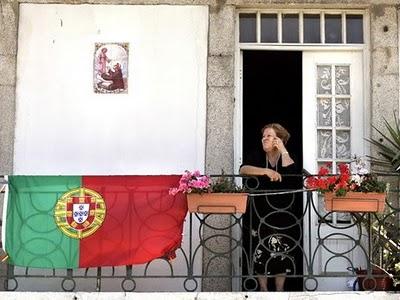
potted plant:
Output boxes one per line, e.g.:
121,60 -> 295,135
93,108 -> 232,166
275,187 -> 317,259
305,159 -> 388,212
169,170 -> 248,214
353,264 -> 394,291
365,113 -> 400,289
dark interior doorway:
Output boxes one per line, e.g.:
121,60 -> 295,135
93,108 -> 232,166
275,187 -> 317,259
242,50 -> 303,162
241,50 -> 303,291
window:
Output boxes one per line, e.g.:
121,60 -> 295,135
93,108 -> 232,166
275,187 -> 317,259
239,13 -> 257,43
304,14 -> 321,43
346,15 -> 363,43
261,14 -> 278,43
282,14 -> 299,43
316,64 -> 351,171
238,11 -> 364,45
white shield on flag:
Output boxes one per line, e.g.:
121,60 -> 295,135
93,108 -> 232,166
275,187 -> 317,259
73,203 -> 90,224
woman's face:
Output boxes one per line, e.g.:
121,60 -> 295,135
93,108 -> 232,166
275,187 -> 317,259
261,127 -> 277,152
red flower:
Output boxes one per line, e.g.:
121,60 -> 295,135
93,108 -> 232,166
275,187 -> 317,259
306,161 -> 387,196
305,163 -> 352,195
318,166 -> 330,176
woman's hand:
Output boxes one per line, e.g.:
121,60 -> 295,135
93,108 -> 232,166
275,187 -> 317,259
265,168 -> 282,182
273,137 -> 287,154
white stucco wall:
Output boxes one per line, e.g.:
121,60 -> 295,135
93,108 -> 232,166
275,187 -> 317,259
8,4 -> 207,292
14,4 -> 208,175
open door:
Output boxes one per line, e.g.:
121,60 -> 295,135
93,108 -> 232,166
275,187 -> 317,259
302,51 -> 367,290
241,50 -> 303,291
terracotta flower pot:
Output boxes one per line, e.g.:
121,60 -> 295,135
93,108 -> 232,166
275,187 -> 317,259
356,266 -> 394,291
324,192 -> 386,212
186,193 -> 248,214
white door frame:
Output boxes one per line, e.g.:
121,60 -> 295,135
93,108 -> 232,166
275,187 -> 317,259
234,46 -> 370,174
233,9 -> 371,291
234,8 -> 371,173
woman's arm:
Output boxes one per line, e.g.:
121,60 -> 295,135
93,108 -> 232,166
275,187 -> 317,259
281,151 -> 294,167
273,137 -> 294,167
240,165 -> 282,182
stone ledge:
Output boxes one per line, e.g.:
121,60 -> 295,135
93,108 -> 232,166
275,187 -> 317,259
0,291 -> 400,300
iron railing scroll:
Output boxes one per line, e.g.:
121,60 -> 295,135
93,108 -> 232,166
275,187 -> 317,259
0,174 -> 399,292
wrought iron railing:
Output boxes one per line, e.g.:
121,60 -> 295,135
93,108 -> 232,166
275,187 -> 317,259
0,174 -> 399,292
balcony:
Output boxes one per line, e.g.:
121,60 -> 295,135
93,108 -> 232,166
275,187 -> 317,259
0,173 -> 399,292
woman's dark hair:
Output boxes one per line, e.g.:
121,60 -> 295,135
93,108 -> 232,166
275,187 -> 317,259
261,123 -> 291,144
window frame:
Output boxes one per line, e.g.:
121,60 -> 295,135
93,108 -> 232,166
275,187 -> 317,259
238,9 -> 366,46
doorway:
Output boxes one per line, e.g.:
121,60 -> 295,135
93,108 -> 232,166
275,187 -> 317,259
242,50 -> 303,163
241,50 -> 303,291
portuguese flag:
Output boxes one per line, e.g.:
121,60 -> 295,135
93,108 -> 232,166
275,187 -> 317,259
4,175 -> 187,269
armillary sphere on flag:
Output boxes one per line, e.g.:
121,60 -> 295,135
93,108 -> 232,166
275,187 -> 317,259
54,187 -> 106,239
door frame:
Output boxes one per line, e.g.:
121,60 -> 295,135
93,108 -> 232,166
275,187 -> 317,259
234,45 -> 371,173
234,10 -> 371,175
233,9 -> 371,290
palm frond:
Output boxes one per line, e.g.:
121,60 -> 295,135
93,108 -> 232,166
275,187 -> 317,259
371,123 -> 400,151
365,138 -> 397,156
366,113 -> 400,172
383,119 -> 400,150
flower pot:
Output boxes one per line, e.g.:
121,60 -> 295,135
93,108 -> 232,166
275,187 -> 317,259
356,266 -> 393,291
324,192 -> 386,212
186,193 -> 248,214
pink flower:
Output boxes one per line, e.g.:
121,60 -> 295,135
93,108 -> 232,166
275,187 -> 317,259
169,170 -> 211,195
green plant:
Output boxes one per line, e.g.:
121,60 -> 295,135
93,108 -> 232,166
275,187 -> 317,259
365,113 -> 400,288
211,176 -> 245,193
366,112 -> 400,172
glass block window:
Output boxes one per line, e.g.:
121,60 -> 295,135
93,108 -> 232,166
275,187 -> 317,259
316,64 -> 352,170
238,11 -> 364,45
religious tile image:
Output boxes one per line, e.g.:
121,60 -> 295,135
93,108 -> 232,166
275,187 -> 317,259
94,43 -> 129,94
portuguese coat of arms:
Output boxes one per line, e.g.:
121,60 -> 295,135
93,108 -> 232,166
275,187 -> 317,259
54,187 -> 106,239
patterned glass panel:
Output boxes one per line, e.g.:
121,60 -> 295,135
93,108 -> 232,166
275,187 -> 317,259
335,98 -> 350,127
317,98 -> 332,126
318,130 -> 333,158
317,66 -> 332,95
336,130 -> 351,159
335,66 -> 350,95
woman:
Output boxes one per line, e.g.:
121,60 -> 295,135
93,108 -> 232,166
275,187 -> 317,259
240,123 -> 297,291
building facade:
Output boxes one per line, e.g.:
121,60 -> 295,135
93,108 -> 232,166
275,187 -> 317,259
0,0 -> 399,292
